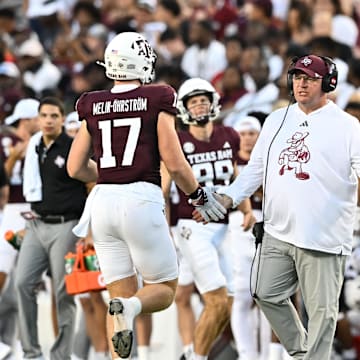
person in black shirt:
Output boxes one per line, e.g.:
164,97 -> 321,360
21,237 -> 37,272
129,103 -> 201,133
15,97 -> 87,360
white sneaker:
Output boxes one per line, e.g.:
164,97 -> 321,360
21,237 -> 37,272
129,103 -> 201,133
109,298 -> 134,359
0,342 -> 11,360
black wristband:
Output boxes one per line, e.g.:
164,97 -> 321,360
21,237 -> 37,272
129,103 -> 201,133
189,186 -> 203,200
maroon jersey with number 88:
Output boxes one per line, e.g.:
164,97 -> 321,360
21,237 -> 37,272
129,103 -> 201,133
176,125 -> 240,220
76,84 -> 177,187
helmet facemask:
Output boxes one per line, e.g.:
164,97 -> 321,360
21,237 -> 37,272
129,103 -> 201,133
183,92 -> 213,126
177,78 -> 221,126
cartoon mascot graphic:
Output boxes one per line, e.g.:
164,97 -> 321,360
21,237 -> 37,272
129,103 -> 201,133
278,131 -> 310,180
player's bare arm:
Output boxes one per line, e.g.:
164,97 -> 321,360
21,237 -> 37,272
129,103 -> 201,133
158,111 -> 199,195
67,120 -> 98,182
160,161 -> 173,225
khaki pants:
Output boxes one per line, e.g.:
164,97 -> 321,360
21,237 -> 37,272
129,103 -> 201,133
251,232 -> 346,360
15,219 -> 78,360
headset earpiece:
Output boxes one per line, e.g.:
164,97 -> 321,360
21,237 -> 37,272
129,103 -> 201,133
319,56 -> 338,93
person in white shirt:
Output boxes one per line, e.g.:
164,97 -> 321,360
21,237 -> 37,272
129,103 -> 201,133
194,54 -> 360,359
180,19 -> 227,82
223,58 -> 279,128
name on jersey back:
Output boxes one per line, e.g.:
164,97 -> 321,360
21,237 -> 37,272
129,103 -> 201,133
93,98 -> 148,115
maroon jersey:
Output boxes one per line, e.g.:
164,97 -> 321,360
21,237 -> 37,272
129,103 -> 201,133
235,153 -> 262,211
76,84 -> 177,187
0,133 -> 25,203
177,125 -> 240,221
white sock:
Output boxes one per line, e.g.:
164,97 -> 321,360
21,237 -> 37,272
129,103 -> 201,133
94,351 -> 110,359
137,345 -> 150,360
193,354 -> 207,360
128,296 -> 142,316
183,343 -> 194,355
268,342 -> 284,360
71,355 -> 84,360
112,296 -> 142,331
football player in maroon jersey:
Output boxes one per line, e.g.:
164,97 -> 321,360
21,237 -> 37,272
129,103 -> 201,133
67,32 -> 226,359
162,77 -> 256,360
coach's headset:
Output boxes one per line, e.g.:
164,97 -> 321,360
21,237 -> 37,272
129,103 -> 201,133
287,55 -> 338,96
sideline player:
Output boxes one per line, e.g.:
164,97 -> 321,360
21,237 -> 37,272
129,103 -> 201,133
163,78 -> 255,360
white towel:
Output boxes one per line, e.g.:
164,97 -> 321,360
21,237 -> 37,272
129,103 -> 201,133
23,131 -> 42,202
72,185 -> 100,237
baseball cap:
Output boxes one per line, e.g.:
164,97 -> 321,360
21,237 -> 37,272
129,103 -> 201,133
4,98 -> 39,125
289,55 -> 328,79
137,0 -> 157,12
234,116 -> 261,133
17,37 -> 44,57
0,62 -> 20,78
65,111 -> 81,130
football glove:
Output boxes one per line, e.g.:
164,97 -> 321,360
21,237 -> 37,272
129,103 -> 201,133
188,186 -> 227,222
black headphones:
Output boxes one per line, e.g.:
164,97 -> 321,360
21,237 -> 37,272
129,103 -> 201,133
287,55 -> 338,95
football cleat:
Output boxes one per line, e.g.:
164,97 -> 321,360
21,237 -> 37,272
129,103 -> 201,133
109,298 -> 133,358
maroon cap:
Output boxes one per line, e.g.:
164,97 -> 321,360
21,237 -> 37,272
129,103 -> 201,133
289,55 -> 328,78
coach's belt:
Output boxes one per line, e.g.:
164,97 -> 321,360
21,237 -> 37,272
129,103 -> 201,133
39,214 -> 79,224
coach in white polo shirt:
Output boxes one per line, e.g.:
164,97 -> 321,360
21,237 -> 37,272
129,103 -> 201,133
196,54 -> 360,359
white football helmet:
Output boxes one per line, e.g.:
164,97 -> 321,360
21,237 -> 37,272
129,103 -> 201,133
99,32 -> 157,84
177,78 -> 221,125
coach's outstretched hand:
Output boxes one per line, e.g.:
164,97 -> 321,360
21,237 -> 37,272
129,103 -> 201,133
189,186 -> 227,223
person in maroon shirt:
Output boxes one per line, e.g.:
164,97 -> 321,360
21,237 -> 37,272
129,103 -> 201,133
162,77 -> 255,360
67,32 -> 226,359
